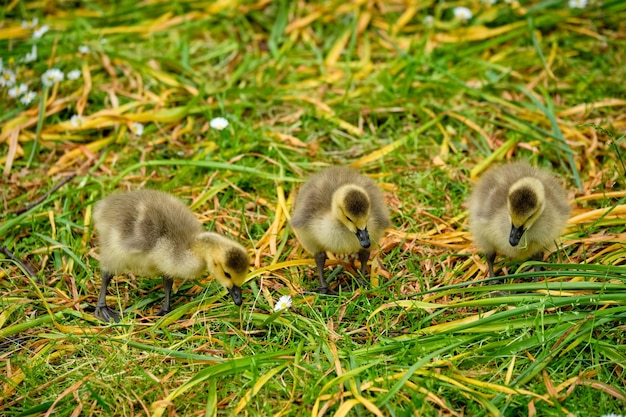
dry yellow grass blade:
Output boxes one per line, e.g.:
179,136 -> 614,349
469,137 -> 518,179
281,94 -> 334,114
574,191 -> 626,203
447,111 -> 492,145
350,137 -> 407,168
285,10 -> 323,34
233,365 -> 286,413
435,21 -> 526,43
556,98 -> 626,118
3,128 -> 20,176
47,136 -> 116,175
568,204 -> 626,225
76,62 -> 93,115
317,111 -> 364,136
391,5 -> 419,35
142,67 -> 199,96
366,300 -> 443,337
347,380 -> 384,417
421,309 -> 498,334
325,30 -> 351,67
333,399 -> 365,417
0,25 -> 29,40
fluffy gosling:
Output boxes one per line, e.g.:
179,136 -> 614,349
93,189 -> 249,322
468,161 -> 570,278
291,166 -> 391,293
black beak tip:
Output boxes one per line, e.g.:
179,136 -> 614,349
229,286 -> 243,306
509,225 -> 524,247
356,229 -> 371,248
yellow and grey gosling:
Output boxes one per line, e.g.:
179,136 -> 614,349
291,166 -> 391,293
468,161 -> 570,277
93,189 -> 249,322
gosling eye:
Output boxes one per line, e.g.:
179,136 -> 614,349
224,271 -> 232,279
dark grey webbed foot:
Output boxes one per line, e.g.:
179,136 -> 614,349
314,286 -> 338,296
96,305 -> 120,323
156,306 -> 170,316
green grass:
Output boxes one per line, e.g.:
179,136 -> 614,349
1,1 -> 626,416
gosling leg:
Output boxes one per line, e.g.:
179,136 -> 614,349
356,249 -> 371,288
157,275 -> 174,316
486,251 -> 497,279
95,271 -> 120,323
314,252 -> 336,295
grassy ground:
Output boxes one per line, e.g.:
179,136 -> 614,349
1,1 -> 626,416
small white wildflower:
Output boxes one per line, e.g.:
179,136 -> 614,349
20,91 -> 36,105
70,115 -> 84,127
41,68 -> 64,87
78,45 -> 90,54
422,15 -> 434,27
131,122 -> 144,136
8,86 -> 20,98
21,18 -> 38,29
1,69 -> 17,87
100,38 -> 107,44
482,0 -> 497,5
8,84 -> 28,98
33,24 -> 50,39
24,45 -> 37,63
274,295 -> 292,312
67,69 -> 81,80
209,117 -> 229,130
568,0 -> 587,8
453,6 -> 473,22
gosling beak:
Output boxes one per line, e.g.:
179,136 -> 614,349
228,285 -> 242,306
509,224 -> 525,247
356,228 -> 371,249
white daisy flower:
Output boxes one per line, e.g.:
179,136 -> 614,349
78,45 -> 90,54
1,69 -> 17,87
453,7 -> 473,22
8,84 -> 28,98
274,295 -> 292,312
20,91 -> 36,105
131,122 -> 144,136
21,18 -> 39,29
33,24 -> 50,39
569,0 -> 587,8
209,117 -> 229,130
70,115 -> 84,127
24,45 -> 37,63
41,68 -> 64,87
67,69 -> 81,80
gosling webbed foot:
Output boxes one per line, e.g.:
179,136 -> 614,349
96,305 -> 120,323
355,274 -> 370,288
314,286 -> 339,296
156,306 -> 170,316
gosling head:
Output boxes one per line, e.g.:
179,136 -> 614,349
197,233 -> 250,306
332,184 -> 371,248
507,177 -> 546,247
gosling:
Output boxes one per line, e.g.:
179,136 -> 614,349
468,161 -> 570,278
92,189 -> 249,322
291,166 -> 391,294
